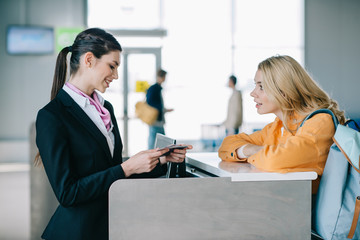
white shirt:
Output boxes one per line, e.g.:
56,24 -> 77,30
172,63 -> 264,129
63,85 -> 115,157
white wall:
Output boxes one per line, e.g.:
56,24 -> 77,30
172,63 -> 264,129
305,0 -> 360,119
0,0 -> 85,141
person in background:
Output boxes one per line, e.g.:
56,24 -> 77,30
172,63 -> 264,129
223,75 -> 243,136
146,69 -> 173,149
35,28 -> 191,240
218,55 -> 345,194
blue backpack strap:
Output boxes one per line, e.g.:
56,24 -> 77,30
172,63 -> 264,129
300,109 -> 338,129
345,119 -> 360,131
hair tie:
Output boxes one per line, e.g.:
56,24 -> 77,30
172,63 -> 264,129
68,46 -> 73,52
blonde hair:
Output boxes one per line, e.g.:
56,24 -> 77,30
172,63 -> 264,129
258,55 -> 345,131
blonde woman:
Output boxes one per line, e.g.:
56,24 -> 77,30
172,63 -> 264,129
218,55 -> 345,193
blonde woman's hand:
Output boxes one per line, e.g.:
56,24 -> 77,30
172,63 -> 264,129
121,148 -> 169,177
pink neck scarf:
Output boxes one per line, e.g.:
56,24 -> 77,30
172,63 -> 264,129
66,82 -> 111,131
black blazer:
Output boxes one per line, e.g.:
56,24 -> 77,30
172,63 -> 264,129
36,89 -> 166,240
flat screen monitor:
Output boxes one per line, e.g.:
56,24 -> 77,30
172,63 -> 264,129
6,25 -> 54,55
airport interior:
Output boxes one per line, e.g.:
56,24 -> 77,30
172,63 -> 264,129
0,0 -> 360,239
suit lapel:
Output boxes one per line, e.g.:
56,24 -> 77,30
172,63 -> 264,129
57,89 -> 113,161
104,101 -> 123,163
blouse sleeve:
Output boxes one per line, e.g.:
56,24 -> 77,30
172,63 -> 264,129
218,121 -> 276,161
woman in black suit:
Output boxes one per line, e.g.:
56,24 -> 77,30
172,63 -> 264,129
35,28 -> 191,240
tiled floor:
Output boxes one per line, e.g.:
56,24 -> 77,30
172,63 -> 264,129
0,164 -> 30,240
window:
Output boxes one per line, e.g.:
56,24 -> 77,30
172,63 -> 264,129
88,0 -> 304,153
88,0 -> 162,29
233,0 -> 304,131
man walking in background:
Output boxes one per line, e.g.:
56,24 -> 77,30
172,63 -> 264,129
223,75 -> 243,136
146,69 -> 173,149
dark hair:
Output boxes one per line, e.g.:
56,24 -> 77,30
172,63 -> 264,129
50,28 -> 122,100
157,69 -> 167,78
229,75 -> 237,85
36,28 -> 122,166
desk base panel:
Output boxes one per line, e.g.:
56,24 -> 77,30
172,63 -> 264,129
109,177 -> 311,240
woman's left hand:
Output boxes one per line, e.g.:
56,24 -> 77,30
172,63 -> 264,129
159,145 -> 193,164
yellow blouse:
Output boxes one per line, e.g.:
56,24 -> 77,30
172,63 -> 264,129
218,113 -> 335,176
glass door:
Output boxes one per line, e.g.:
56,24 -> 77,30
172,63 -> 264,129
122,48 -> 162,157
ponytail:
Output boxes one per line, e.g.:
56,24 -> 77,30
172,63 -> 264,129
34,46 -> 71,166
51,46 -> 71,100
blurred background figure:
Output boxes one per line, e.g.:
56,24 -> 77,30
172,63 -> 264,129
146,69 -> 173,149
223,75 -> 243,136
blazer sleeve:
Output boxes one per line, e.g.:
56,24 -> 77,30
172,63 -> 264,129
129,163 -> 167,179
36,108 -> 126,207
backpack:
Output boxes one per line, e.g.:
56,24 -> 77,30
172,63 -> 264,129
305,110 -> 360,239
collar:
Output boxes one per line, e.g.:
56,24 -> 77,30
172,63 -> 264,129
156,82 -> 163,89
275,112 -> 306,131
63,84 -> 105,108
287,112 -> 306,131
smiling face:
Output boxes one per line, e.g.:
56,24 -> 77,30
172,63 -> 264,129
250,70 -> 282,118
69,50 -> 121,96
89,50 -> 120,93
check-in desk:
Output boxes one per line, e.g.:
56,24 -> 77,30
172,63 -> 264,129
109,152 -> 317,240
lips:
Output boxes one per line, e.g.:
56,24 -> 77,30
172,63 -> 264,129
105,79 -> 112,87
255,101 -> 262,108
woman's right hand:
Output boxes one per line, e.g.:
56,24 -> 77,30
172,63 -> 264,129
121,148 -> 169,177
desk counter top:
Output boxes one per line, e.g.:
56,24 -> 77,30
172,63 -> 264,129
186,152 -> 317,182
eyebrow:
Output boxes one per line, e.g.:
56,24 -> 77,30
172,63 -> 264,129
255,80 -> 262,84
113,61 -> 119,66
